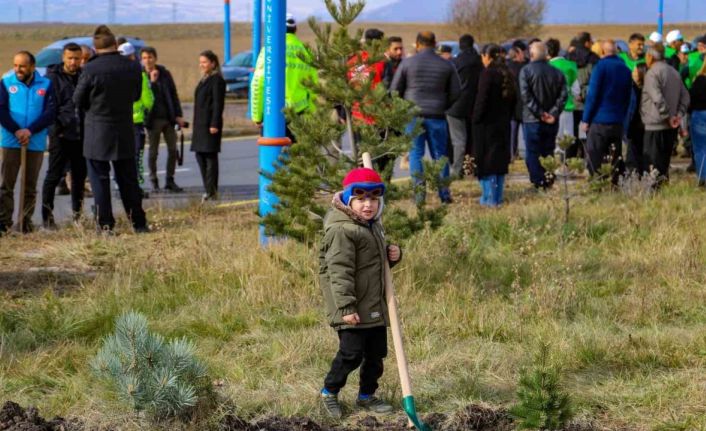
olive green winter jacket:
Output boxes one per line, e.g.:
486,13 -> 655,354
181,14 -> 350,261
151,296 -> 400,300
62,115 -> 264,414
319,194 -> 399,331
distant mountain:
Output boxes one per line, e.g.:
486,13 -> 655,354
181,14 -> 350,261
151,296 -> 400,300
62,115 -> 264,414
359,0 -> 706,24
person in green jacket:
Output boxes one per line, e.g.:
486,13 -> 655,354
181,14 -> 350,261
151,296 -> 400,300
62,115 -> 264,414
683,36 -> 706,89
319,167 -> 401,419
119,42 -> 154,197
547,39 -> 579,139
250,13 -> 317,142
618,33 -> 646,72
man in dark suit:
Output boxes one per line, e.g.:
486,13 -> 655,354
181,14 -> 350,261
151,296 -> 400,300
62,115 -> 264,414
73,25 -> 148,233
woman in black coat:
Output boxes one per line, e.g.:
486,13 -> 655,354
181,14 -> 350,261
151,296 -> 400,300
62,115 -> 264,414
192,50 -> 226,201
472,43 -> 517,207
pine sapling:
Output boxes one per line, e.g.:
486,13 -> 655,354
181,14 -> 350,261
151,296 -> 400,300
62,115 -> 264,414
91,312 -> 210,420
510,343 -> 574,430
261,0 -> 448,244
539,134 -> 585,224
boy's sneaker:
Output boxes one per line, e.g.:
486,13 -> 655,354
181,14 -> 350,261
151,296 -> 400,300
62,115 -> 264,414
320,391 -> 342,419
356,396 -> 393,414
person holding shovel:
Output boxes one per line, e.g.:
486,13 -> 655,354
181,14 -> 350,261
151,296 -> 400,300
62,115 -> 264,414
319,167 -> 402,419
0,51 -> 56,234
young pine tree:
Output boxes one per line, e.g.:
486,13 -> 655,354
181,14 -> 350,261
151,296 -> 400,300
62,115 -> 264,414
262,0 -> 448,243
509,343 -> 574,430
91,312 -> 211,420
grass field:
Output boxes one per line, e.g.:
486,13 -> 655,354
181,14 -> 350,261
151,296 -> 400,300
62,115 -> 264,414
1,168 -> 706,430
2,22 -> 706,103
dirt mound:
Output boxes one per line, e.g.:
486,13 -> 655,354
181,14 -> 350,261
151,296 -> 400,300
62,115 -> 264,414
218,404 -> 518,431
1,401 -> 605,431
0,401 -> 80,431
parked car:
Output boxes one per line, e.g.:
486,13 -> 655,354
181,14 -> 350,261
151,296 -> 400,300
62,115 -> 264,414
222,50 -> 253,98
30,36 -> 146,76
437,41 -> 460,58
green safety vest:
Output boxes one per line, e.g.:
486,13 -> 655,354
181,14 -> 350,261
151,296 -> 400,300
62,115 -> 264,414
250,33 -> 318,123
665,46 -> 677,59
618,52 -> 645,72
685,51 -> 704,89
133,72 -> 154,125
549,57 -> 578,112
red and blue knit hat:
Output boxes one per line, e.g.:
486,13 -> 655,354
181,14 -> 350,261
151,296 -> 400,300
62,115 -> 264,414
341,168 -> 386,205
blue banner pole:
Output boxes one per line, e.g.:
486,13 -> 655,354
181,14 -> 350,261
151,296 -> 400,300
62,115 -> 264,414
658,0 -> 664,36
247,0 -> 262,120
258,0 -> 289,245
224,0 -> 232,64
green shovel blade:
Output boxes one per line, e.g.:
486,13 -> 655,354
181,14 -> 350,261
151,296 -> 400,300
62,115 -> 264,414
402,395 -> 432,431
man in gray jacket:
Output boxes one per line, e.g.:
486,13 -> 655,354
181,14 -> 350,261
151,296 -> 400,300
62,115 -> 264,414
391,31 -> 461,204
519,41 -> 568,189
640,43 -> 690,185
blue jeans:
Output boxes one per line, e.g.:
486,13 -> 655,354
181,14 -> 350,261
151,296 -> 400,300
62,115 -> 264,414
479,175 -> 506,207
691,111 -> 706,183
523,122 -> 559,187
407,117 -> 451,203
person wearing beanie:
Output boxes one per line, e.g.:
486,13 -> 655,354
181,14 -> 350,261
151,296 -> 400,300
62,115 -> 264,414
319,167 -> 401,419
665,30 -> 685,70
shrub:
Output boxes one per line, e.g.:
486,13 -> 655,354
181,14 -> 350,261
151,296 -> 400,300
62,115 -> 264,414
448,0 -> 545,43
91,312 -> 210,419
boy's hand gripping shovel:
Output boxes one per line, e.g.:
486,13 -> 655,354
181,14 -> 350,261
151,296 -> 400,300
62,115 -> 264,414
362,153 -> 431,431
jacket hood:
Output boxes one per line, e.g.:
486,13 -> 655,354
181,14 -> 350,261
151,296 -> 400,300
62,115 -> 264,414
328,192 -> 384,227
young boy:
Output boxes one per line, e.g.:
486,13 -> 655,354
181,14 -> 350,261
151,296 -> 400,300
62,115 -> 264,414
319,167 -> 402,419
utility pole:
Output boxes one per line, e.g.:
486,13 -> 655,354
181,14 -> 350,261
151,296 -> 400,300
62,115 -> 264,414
172,2 -> 177,23
600,0 -> 605,23
42,0 -> 47,22
224,0 -> 232,63
109,0 -> 116,24
686,0 -> 691,22
18,6 -> 22,23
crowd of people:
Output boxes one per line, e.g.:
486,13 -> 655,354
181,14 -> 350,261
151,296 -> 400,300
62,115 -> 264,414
0,24 -> 226,234
324,27 -> 706,207
2,17 -> 706,233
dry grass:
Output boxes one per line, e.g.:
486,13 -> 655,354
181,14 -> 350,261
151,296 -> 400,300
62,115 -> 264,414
1,171 -> 706,430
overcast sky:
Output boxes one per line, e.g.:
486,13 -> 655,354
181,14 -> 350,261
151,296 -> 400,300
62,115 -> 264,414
0,0 -> 704,24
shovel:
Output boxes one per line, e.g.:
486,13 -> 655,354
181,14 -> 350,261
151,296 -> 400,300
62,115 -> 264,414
18,142 -> 27,233
362,152 -> 431,431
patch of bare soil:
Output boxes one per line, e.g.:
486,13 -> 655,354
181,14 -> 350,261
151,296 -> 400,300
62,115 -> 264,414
218,404 -> 601,431
0,401 -> 81,431
0,401 -> 612,431
0,269 -> 95,298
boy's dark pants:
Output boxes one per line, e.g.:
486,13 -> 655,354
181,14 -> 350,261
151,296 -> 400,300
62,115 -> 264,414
324,326 -> 387,396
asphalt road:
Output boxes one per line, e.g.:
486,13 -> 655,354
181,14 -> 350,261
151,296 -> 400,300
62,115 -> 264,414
26,135 -> 414,226
25,136 -> 262,226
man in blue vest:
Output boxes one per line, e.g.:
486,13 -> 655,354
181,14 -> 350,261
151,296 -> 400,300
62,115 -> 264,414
0,51 -> 56,233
